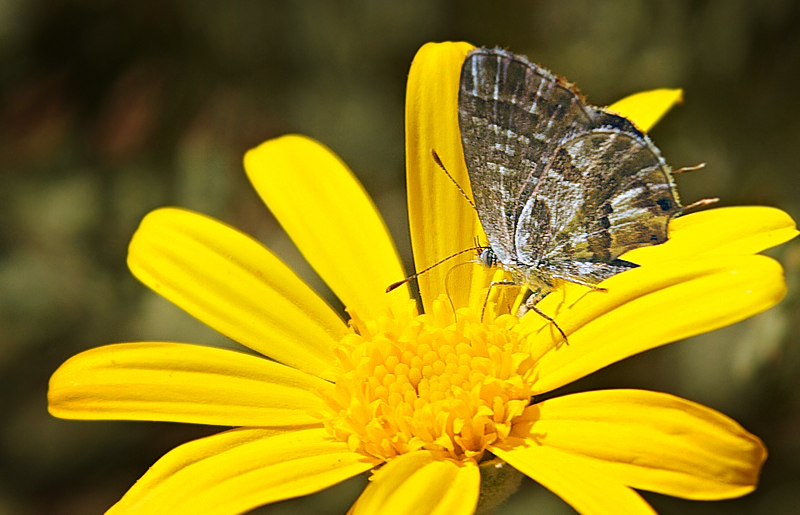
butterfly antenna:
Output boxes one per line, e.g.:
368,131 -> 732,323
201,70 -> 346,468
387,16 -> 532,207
684,197 -> 720,211
386,246 -> 482,293
673,162 -> 707,174
430,149 -> 476,210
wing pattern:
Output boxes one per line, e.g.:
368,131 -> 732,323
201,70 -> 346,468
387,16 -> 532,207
458,48 -> 682,294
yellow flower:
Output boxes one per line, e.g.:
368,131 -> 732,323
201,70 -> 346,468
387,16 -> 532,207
48,42 -> 798,515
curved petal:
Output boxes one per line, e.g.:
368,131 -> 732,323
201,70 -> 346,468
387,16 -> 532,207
244,135 -> 410,321
48,342 -> 331,427
107,427 -> 378,515
625,206 -> 798,266
406,42 -> 492,313
606,89 -> 683,133
492,445 -> 655,515
351,451 -> 479,515
128,207 -> 344,380
514,390 -> 766,500
525,254 -> 786,393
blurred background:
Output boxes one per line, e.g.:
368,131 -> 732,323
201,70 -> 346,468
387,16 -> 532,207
1,1 -> 799,513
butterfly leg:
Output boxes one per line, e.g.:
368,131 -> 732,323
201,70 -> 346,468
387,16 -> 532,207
523,290 -> 569,345
484,282 -> 569,345
481,280 -> 517,322
527,303 -> 569,345
551,275 -> 608,292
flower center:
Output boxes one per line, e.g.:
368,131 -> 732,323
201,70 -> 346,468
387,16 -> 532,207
319,297 -> 542,462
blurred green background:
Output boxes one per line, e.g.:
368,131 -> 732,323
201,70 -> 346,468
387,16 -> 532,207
2,1 -> 799,514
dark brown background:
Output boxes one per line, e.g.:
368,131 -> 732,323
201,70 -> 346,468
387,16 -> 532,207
2,1 -> 799,513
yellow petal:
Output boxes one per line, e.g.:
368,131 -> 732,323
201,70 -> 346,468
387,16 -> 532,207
128,207 -> 344,380
517,390 -> 766,500
352,451 -> 479,515
492,445 -> 655,515
527,254 -> 786,393
244,135 -> 410,321
406,42 -> 492,313
107,427 -> 379,515
625,206 -> 799,266
48,342 -> 331,427
606,88 -> 683,133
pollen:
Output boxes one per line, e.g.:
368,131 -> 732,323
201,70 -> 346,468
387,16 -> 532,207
319,297 -> 540,462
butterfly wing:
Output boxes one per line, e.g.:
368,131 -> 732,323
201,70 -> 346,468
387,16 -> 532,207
458,48 -> 595,264
516,113 -> 682,276
460,47 -> 683,289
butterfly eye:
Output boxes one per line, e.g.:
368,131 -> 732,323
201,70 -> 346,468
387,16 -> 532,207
479,247 -> 497,268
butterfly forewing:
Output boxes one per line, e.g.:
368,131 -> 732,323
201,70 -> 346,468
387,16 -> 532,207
458,48 -> 595,265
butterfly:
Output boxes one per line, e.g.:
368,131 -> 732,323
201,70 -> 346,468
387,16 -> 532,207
458,48 -> 683,322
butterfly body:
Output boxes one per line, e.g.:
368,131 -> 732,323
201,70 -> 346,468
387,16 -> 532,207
459,48 -> 683,304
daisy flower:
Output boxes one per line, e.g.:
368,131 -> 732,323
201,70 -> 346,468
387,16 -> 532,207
48,42 -> 798,515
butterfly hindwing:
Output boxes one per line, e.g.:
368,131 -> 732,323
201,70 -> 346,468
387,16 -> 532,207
528,125 -> 682,268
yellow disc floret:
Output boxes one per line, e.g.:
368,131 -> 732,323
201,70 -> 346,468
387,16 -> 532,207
320,297 -> 539,462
